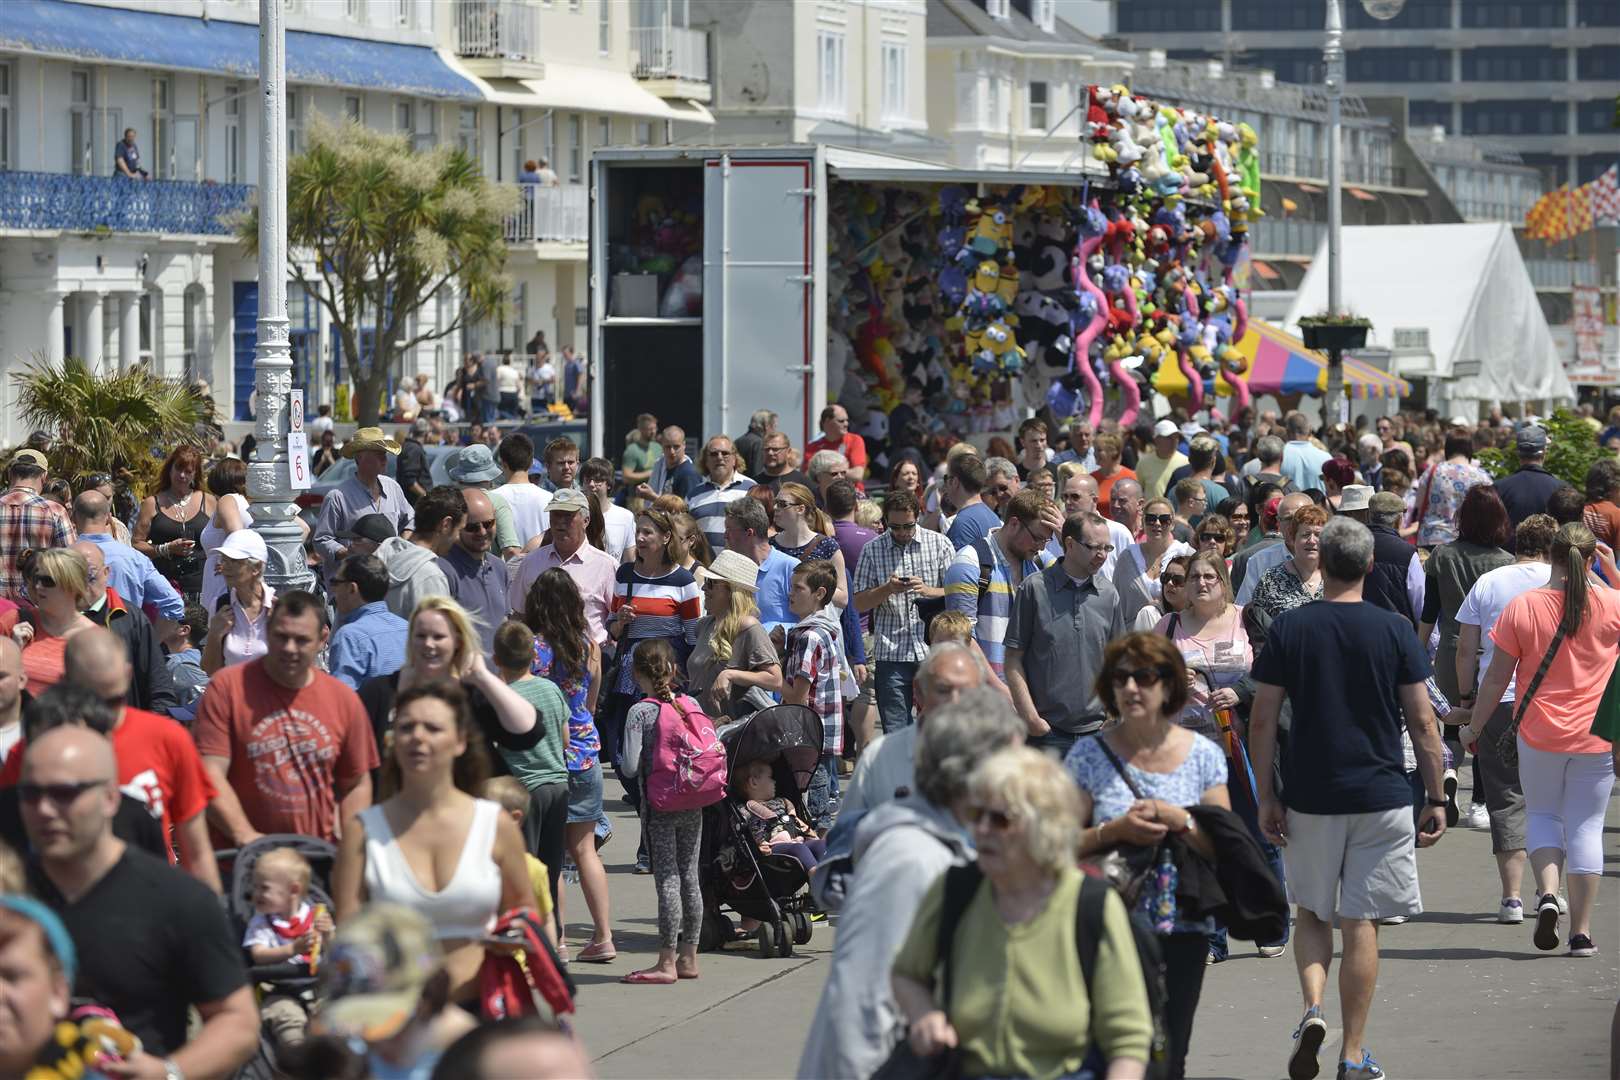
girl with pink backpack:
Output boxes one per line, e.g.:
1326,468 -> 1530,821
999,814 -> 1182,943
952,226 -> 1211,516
618,639 -> 728,985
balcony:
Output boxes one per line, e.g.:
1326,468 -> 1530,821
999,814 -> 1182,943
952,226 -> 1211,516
0,171 -> 252,236
1261,152 -> 1408,188
1525,259 -> 1600,289
629,25 -> 711,100
453,0 -> 543,77
506,184 -> 588,246
1252,217 -> 1326,257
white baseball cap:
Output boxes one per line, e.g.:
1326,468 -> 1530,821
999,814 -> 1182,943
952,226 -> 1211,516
1152,419 -> 1179,439
217,529 -> 268,563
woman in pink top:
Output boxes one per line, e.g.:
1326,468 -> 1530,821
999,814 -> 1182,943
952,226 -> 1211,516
1465,524 -> 1620,959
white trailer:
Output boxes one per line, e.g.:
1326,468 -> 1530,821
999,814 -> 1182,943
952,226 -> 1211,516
587,143 -> 1106,458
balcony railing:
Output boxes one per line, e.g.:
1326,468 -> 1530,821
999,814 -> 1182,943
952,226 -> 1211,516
1263,151 -> 1327,179
454,0 -> 538,61
1252,217 -> 1326,257
0,171 -> 252,235
506,184 -> 588,244
630,25 -> 710,83
1342,160 -> 1408,187
1525,259 -> 1599,288
1457,198 -> 1535,222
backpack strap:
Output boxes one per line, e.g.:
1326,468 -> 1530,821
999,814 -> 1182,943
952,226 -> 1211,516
972,537 -> 995,599
936,862 -> 983,1009
1074,874 -> 1108,1049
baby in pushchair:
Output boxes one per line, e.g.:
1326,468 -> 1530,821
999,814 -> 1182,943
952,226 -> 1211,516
734,758 -> 826,875
243,846 -> 335,1050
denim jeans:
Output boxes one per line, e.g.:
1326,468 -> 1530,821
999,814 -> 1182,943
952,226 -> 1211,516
1027,728 -> 1082,760
874,660 -> 919,734
805,752 -> 841,830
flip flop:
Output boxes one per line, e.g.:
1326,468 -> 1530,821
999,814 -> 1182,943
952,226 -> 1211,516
621,969 -> 677,985
576,941 -> 617,963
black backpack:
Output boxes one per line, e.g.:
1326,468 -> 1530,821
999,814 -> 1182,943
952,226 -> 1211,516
936,863 -> 1171,1079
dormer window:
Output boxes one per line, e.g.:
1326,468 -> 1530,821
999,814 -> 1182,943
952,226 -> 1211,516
1032,0 -> 1056,33
986,0 -> 1010,20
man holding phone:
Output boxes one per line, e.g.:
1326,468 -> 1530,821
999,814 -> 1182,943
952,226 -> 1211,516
853,489 -> 954,735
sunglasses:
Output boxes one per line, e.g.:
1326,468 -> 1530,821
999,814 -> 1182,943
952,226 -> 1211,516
1110,666 -> 1171,688
28,574 -> 57,590
707,449 -> 734,458
1198,533 -> 1226,543
18,779 -> 106,806
1078,541 -> 1114,553
967,805 -> 1016,831
1144,514 -> 1173,526
464,520 -> 497,532
1161,573 -> 1186,587
888,522 -> 917,533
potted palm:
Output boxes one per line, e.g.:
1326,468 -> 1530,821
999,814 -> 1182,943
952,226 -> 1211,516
1298,312 -> 1371,353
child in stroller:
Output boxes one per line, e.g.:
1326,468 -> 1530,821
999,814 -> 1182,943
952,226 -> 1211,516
735,759 -> 826,875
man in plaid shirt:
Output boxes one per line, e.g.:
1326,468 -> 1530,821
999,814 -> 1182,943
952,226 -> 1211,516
0,449 -> 75,602
783,559 -> 846,830
852,489 -> 955,734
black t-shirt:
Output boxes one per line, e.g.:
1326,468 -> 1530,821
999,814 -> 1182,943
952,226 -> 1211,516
0,789 -> 166,861
1251,600 -> 1431,815
1492,466 -> 1567,536
762,469 -> 810,496
29,847 -> 245,1055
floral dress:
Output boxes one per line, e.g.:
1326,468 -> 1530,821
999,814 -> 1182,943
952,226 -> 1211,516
531,633 -> 599,772
1248,561 -> 1324,622
1417,459 -> 1492,546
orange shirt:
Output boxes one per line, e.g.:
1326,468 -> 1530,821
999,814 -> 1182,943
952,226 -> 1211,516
1092,466 -> 1137,519
20,633 -> 68,697
1491,586 -> 1620,755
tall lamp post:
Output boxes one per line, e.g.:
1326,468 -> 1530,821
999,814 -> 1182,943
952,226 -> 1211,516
1321,0 -> 1405,423
249,0 -> 315,594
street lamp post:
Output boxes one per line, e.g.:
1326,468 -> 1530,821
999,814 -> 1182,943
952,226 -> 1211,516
249,0 -> 315,595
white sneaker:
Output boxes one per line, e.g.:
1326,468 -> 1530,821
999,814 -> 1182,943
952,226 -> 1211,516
1556,893 -> 1569,915
1258,944 -> 1288,958
1442,768 -> 1460,826
1379,915 -> 1408,926
1498,898 -> 1525,924
1466,802 -> 1491,829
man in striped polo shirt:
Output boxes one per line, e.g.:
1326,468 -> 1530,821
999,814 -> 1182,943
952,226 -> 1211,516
688,435 -> 754,553
943,489 -> 1062,679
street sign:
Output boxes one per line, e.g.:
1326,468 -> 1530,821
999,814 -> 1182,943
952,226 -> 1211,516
289,389 -> 304,432
287,431 -> 311,490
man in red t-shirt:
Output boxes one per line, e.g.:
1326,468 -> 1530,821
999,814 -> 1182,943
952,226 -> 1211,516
803,404 -> 868,490
193,591 -> 378,846
62,627 -> 222,892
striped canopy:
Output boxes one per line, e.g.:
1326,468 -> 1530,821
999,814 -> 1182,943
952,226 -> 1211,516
1235,320 -> 1411,400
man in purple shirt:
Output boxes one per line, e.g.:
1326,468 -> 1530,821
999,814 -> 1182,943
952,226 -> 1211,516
507,488 -> 616,645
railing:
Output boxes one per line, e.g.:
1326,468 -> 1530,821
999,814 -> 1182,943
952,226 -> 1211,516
1525,259 -> 1600,288
453,0 -> 538,61
1343,160 -> 1408,187
1252,217 -> 1326,257
1262,151 -> 1327,179
629,25 -> 710,83
0,171 -> 252,235
1456,198 -> 1535,222
506,184 -> 588,244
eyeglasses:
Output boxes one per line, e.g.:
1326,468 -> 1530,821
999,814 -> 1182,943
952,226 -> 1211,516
1110,666 -> 1171,689
464,520 -> 497,532
1160,574 -> 1186,587
888,522 -> 917,534
966,805 -> 1016,831
1144,514 -> 1173,526
1198,533 -> 1226,543
28,574 -> 56,590
707,449 -> 734,458
18,779 -> 106,807
1078,541 -> 1114,553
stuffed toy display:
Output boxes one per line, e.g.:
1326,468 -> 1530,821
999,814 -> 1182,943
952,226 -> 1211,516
822,85 -> 1257,439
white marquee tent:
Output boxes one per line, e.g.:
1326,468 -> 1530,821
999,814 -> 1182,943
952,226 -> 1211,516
1285,222 -> 1573,412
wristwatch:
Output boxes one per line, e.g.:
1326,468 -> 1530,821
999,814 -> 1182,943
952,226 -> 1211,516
162,1060 -> 185,1080
1425,796 -> 1448,809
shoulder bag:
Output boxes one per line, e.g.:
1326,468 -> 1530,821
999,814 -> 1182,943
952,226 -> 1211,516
1089,736 -> 1180,932
1493,620 -> 1568,770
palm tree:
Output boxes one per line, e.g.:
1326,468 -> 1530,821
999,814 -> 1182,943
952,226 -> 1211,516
11,356 -> 213,495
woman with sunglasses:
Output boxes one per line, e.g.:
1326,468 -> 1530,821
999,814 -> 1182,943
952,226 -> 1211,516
133,445 -> 215,604
1194,513 -> 1236,565
686,551 -> 781,722
201,529 -> 272,674
1215,497 -> 1252,549
9,550 -> 98,696
1069,633 -> 1230,1080
893,745 -> 1155,1080
771,482 -> 849,608
1114,497 -> 1195,629
1133,554 -> 1193,633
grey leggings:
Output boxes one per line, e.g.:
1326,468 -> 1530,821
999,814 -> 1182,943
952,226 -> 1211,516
646,807 -> 703,949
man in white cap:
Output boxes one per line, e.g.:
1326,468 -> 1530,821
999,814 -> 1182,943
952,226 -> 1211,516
1337,483 -> 1375,519
508,488 -> 617,646
1136,418 -> 1188,500
314,427 -> 415,587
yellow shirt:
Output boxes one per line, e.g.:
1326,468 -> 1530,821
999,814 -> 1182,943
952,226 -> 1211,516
524,854 -> 554,920
1135,450 -> 1187,500
892,867 -> 1153,1080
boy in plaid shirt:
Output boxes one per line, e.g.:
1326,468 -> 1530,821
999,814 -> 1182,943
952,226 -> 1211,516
783,559 -> 847,832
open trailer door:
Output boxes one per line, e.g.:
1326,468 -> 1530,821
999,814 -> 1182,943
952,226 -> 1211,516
704,152 -> 819,450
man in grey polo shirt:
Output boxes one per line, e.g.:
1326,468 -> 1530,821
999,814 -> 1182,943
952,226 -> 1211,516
1004,511 -> 1123,757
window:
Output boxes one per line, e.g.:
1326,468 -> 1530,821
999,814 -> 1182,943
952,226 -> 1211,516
1347,48 -> 1451,83
597,115 -> 611,150
224,83 -> 243,183
1027,80 -> 1048,131
567,113 -> 582,183
287,89 -> 304,154
1118,0 -> 1219,32
817,31 -> 846,114
345,0 -> 361,17
344,95 -> 363,123
413,101 -> 437,151
69,69 -> 90,175
0,63 -> 11,171
152,77 -> 171,179
1464,2 -> 1567,28
458,106 -> 480,159
987,76 -> 1002,131
1461,100 -> 1566,136
542,112 -> 557,172
599,0 -> 611,55
396,100 -> 414,136
1578,46 -> 1620,79
395,0 -> 411,28
1241,49 -> 1319,84
1408,100 -> 1452,132
1031,0 -> 1056,33
1233,0 -> 1322,31
881,43 -> 906,123
985,0 -> 1009,18
1345,0 -> 1450,28
1578,0 -> 1620,26
635,120 -> 654,146
1576,98 -> 1614,133
1462,47 -> 1567,82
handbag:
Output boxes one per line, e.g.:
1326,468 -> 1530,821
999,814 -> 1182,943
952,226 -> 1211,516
1494,621 -> 1568,770
1591,665 -> 1620,744
1089,736 -> 1179,927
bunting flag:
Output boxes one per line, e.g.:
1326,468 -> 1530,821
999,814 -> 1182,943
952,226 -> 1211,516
1565,181 -> 1595,240
1589,164 -> 1620,227
1524,184 -> 1565,240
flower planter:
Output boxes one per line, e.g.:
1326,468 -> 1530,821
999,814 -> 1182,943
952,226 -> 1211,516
1299,322 -> 1369,353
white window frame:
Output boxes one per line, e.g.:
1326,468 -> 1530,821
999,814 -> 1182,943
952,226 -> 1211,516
1027,80 -> 1048,132
69,69 -> 91,175
396,100 -> 414,138
345,0 -> 362,18
986,0 -> 1010,19
344,94 -> 363,124
0,61 -> 12,172
1031,0 -> 1055,33
567,112 -> 582,183
881,42 -> 906,124
542,113 -> 557,172
224,82 -> 244,184
597,115 -> 611,150
817,30 -> 847,115
413,100 -> 437,151
986,75 -> 1002,131
395,0 -> 411,28
635,120 -> 653,146
458,105 -> 480,160
151,76 -> 172,179
287,88 -> 303,155
598,0 -> 611,55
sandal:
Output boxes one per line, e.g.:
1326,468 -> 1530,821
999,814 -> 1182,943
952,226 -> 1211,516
676,967 -> 700,980
621,968 -> 677,985
576,940 -> 617,963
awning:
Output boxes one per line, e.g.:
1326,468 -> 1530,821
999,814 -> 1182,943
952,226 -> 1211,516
0,0 -> 481,99
1251,259 -> 1281,281
1297,183 -> 1324,195
1236,320 -> 1412,399
449,61 -> 711,123
1347,186 -> 1376,201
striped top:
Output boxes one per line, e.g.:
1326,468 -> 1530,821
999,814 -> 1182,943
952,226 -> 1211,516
610,562 -> 701,694
943,529 -> 1056,677
687,475 -> 756,552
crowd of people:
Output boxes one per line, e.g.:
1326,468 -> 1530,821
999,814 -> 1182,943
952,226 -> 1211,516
0,392 -> 1616,1080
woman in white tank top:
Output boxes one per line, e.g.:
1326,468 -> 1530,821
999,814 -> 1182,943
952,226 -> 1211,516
333,678 -> 532,1005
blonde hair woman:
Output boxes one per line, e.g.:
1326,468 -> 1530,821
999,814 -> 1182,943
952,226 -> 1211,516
892,746 -> 1155,1079
6,549 -> 97,696
687,550 -> 783,720
771,482 -> 848,609
202,529 -> 272,674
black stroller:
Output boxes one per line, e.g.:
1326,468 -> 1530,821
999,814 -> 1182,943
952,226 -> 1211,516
216,834 -> 338,1080
697,704 -> 824,958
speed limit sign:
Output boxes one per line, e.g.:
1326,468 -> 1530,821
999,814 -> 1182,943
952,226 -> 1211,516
289,389 -> 304,432
287,431 -> 311,490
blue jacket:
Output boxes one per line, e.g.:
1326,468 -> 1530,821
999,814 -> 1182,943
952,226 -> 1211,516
80,533 -> 184,620
327,602 -> 409,690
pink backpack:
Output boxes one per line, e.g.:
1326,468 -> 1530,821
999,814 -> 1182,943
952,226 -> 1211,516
644,694 -> 728,812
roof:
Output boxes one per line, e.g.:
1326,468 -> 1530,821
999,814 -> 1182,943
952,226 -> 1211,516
927,0 -> 1134,60
1284,223 -> 1574,405
0,0 -> 481,100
